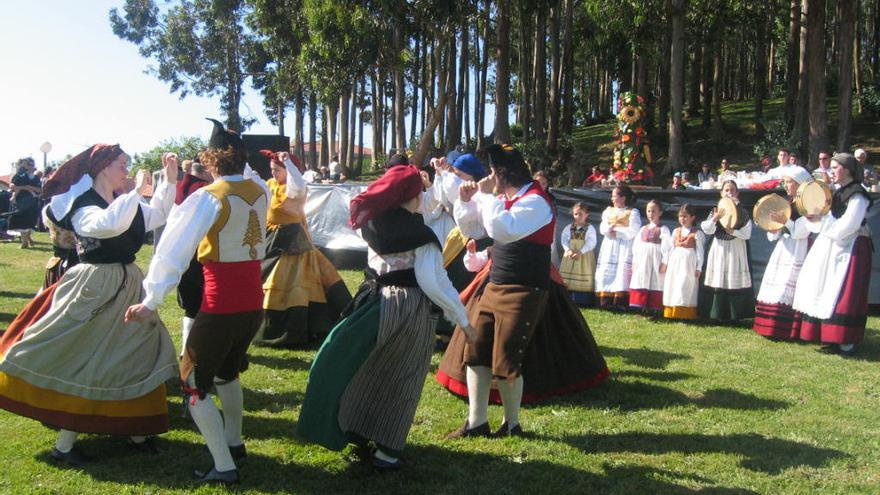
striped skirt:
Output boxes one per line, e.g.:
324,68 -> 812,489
297,285 -> 435,452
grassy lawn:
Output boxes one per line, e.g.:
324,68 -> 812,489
1,233 -> 878,494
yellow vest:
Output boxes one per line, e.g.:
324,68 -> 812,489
197,179 -> 268,263
266,178 -> 306,230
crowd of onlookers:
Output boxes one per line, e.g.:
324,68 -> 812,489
580,148 -> 878,191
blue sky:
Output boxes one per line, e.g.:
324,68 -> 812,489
0,1 -> 498,175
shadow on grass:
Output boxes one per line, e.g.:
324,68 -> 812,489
564,432 -> 846,475
600,346 -> 691,369
0,312 -> 18,324
547,379 -> 789,413
41,437 -> 761,494
613,369 -> 696,382
248,353 -> 312,372
846,327 -> 880,363
0,291 -> 36,300
243,387 -> 304,414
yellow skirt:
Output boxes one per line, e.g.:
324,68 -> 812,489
663,306 -> 698,320
263,248 -> 344,310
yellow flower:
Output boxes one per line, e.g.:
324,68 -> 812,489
618,105 -> 642,125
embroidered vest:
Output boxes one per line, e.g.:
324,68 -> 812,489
197,180 -> 268,263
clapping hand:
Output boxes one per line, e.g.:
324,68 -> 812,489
135,169 -> 152,196
477,172 -> 496,195
162,153 -> 179,184
459,181 -> 478,202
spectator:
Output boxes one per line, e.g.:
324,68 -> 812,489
698,163 -> 717,184
855,148 -> 876,187
582,166 -> 606,187
669,172 -> 687,190
681,172 -> 694,188
328,154 -> 343,181
813,150 -> 835,183
9,157 -> 42,248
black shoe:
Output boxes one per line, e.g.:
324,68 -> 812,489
193,467 -> 239,485
51,446 -> 94,466
126,437 -> 160,454
372,456 -> 403,473
229,444 -> 247,460
492,422 -> 525,438
445,421 -> 491,439
819,344 -> 840,354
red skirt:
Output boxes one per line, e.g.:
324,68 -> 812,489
0,283 -> 57,356
629,289 -> 663,311
798,236 -> 871,345
752,302 -> 801,340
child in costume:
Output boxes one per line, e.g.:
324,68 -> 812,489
558,201 -> 597,306
595,185 -> 641,309
661,204 -> 705,320
629,199 -> 670,314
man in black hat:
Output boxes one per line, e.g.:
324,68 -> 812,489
126,118 -> 268,485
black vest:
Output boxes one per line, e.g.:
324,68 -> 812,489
490,241 -> 551,288
60,189 -> 145,264
832,182 -> 873,224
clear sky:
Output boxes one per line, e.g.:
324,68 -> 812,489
0,1 -> 304,174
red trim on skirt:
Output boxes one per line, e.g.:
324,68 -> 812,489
798,236 -> 871,345
435,367 -> 610,405
0,283 -> 57,356
629,289 -> 663,311
753,301 -> 801,340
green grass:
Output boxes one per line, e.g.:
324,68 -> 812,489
1,233 -> 879,494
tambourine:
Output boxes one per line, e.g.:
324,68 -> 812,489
753,193 -> 791,231
794,180 -> 832,217
717,197 -> 742,231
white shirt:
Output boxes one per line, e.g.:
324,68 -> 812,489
71,179 -> 174,239
302,169 -> 320,183
560,223 -> 597,254
455,182 -> 553,244
329,160 -> 343,176
140,167 -> 269,310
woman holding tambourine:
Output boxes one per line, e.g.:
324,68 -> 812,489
752,167 -> 814,339
699,180 -> 755,321
793,153 -> 873,356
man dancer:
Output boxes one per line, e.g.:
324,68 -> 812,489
447,144 -> 555,438
126,118 -> 268,484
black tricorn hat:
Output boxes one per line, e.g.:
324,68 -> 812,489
206,118 -> 244,151
485,143 -> 523,169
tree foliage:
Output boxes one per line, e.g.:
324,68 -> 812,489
132,135 -> 206,172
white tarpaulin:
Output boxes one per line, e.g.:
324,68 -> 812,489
304,183 -> 369,250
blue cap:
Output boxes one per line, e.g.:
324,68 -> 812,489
453,153 -> 486,180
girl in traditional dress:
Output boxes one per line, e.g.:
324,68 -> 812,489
793,153 -> 873,356
662,204 -> 705,320
629,199 -> 670,314
297,165 -> 475,471
699,180 -> 755,321
595,185 -> 641,309
257,150 -> 352,347
558,201 -> 597,306
752,167 -> 813,339
0,145 -> 178,464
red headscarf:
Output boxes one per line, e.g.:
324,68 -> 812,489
259,149 -> 305,173
349,165 -> 423,229
42,144 -> 124,199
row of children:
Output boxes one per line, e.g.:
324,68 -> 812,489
557,155 -> 872,356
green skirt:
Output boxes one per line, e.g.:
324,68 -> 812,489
296,296 -> 380,451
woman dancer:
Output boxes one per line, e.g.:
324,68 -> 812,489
595,185 -> 641,309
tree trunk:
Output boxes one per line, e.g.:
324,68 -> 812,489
688,41 -> 702,116
755,4 -> 768,138
295,90 -> 305,162
456,23 -> 468,147
838,0 -> 856,151
793,0 -> 810,157
308,92 -> 318,169
477,2 -> 490,149
768,36 -> 777,90
411,35 -> 420,145
807,0 -> 828,168
873,0 -> 880,83
702,39 -> 712,128
358,77 -> 366,175
348,82 -> 356,171
414,37 -> 453,167
494,0 -> 512,144
659,2 -> 672,140
669,0 -> 687,173
519,6 -> 532,142
445,35 -> 458,149
785,0 -> 802,130
711,37 -> 723,137
547,2 -> 561,152
320,104 -> 329,168
339,90 -> 350,169
533,5 -> 547,141
561,0 -> 575,135
371,69 -> 382,166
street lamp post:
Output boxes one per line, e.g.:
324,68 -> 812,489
39,142 -> 52,170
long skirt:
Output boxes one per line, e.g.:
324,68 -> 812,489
595,237 -> 634,309
629,242 -> 665,311
699,238 -> 755,321
297,286 -> 436,452
436,232 -> 492,339
0,263 -> 177,435
662,247 -> 700,320
753,302 -> 801,339
436,264 -> 610,404
259,247 -> 352,347
798,236 -> 872,345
